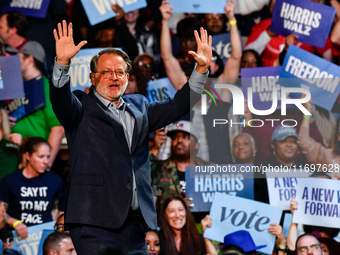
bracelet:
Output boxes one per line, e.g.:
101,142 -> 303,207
12,220 -> 22,229
278,244 -> 286,252
229,19 -> 237,25
303,115 -> 311,120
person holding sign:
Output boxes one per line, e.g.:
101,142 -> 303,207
51,20 -> 212,254
299,99 -> 340,179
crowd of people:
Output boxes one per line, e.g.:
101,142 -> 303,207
1,0 -> 340,254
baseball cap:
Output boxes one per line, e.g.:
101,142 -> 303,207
167,120 -> 198,141
271,126 -> 299,142
6,41 -> 45,63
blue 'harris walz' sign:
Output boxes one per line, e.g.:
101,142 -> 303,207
185,164 -> 254,212
271,0 -> 335,48
81,0 -> 147,25
279,45 -> 340,112
3,0 -> 51,19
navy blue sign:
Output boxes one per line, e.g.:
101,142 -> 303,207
186,164 -> 254,212
7,77 -> 46,120
0,55 -> 24,101
271,0 -> 335,48
3,0 -> 51,19
279,45 -> 340,111
212,33 -> 231,65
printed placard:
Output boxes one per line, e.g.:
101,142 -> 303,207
293,178 -> 340,228
212,33 -> 231,65
146,78 -> 177,103
0,55 -> 24,100
69,48 -> 107,91
204,192 -> 283,254
11,221 -> 55,255
279,45 -> 340,111
186,164 -> 254,212
3,0 -> 51,18
266,171 -> 309,210
241,66 -> 285,110
81,0 -> 147,25
271,0 -> 335,48
169,0 -> 226,13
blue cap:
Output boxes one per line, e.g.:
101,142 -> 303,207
223,230 -> 266,252
271,126 -> 299,142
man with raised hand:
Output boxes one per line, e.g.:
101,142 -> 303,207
50,20 -> 212,254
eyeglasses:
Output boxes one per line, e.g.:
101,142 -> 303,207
297,244 -> 321,253
138,61 -> 152,69
96,69 -> 127,79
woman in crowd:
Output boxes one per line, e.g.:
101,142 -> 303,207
232,133 -> 257,164
145,229 -> 161,255
158,195 -> 206,255
299,100 -> 340,179
0,137 -> 63,239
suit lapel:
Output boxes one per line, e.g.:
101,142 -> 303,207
125,103 -> 143,154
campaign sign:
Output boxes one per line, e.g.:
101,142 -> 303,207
37,230 -> 54,255
3,0 -> 51,19
11,221 -> 55,255
279,45 -> 340,111
69,48 -> 107,91
169,0 -> 225,13
81,0 -> 147,25
204,192 -> 283,254
293,178 -> 340,228
146,78 -> 177,103
241,66 -> 285,110
212,33 -> 231,65
0,55 -> 24,100
186,164 -> 254,212
266,171 -> 309,210
7,77 -> 46,120
271,0 -> 335,48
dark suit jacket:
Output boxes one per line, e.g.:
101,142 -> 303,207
50,81 -> 200,230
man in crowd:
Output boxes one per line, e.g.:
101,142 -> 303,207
295,234 -> 324,255
6,41 -> 64,167
50,20 -> 211,254
43,232 -> 76,255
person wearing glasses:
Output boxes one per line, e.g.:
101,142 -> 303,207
295,234 -> 324,255
50,20 -> 212,254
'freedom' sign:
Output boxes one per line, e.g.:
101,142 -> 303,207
185,165 -> 254,212
204,193 -> 283,254
279,45 -> 340,111
271,0 -> 335,48
81,0 -> 147,25
3,0 -> 51,19
293,178 -> 340,228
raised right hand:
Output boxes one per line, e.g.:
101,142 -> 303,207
160,1 -> 172,22
53,20 -> 87,65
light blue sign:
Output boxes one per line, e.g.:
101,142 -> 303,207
271,0 -> 335,48
279,45 -> 340,111
3,0 -> 51,19
81,0 -> 147,26
185,164 -> 254,212
212,33 -> 231,65
169,0 -> 226,13
69,48 -> 107,91
204,192 -> 283,254
146,78 -> 177,103
11,221 -> 55,255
